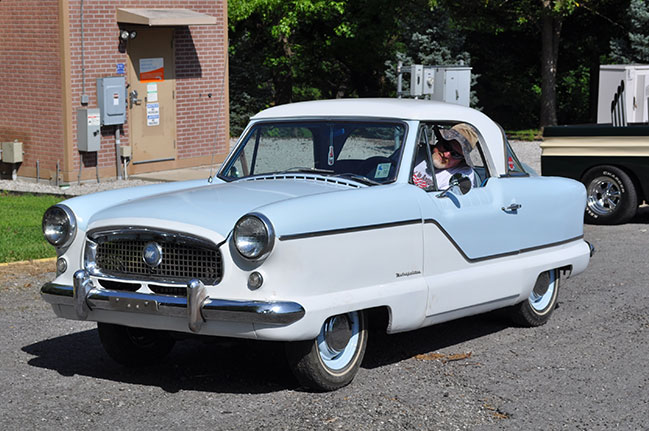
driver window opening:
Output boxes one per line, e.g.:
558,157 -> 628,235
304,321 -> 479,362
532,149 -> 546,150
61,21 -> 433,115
410,122 -> 489,191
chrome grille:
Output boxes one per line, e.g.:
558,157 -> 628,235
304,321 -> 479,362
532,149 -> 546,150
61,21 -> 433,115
86,228 -> 223,285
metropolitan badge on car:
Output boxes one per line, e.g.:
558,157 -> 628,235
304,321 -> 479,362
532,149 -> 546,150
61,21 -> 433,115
41,98 -> 592,391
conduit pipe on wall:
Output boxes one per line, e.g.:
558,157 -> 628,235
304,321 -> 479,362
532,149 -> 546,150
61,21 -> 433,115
115,127 -> 123,180
80,0 -> 88,105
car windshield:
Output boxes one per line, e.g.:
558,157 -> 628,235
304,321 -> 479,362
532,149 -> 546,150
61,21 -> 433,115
219,121 -> 407,185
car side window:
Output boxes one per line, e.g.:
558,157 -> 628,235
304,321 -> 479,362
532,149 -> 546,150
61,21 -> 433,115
505,141 -> 527,176
431,123 -> 489,188
418,123 -> 489,190
410,126 -> 435,190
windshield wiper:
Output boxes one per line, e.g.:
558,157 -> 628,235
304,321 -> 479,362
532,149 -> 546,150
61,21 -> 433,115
337,173 -> 381,186
282,167 -> 335,175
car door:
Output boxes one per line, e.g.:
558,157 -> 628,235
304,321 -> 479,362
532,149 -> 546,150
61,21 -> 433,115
415,124 -> 527,318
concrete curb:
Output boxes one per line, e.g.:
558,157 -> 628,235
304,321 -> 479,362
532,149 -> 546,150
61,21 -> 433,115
0,257 -> 56,268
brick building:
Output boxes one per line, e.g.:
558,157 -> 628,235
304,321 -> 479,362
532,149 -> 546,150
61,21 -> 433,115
0,0 -> 228,182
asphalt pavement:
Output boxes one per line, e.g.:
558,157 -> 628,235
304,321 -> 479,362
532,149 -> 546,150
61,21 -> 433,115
1,208 -> 648,430
1,141 -> 648,429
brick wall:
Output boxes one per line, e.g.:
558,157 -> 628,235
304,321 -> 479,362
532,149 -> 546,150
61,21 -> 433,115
67,0 -> 228,180
0,0 -> 228,181
0,0 -> 64,180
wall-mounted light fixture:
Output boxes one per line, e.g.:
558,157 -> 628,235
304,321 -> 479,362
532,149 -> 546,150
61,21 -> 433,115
119,30 -> 137,41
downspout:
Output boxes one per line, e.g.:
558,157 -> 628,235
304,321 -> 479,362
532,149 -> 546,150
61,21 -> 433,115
59,0 -> 74,182
80,0 -> 88,105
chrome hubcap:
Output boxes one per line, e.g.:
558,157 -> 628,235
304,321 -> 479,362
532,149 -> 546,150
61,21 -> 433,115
587,176 -> 621,216
323,315 -> 353,354
529,270 -> 556,312
317,312 -> 360,371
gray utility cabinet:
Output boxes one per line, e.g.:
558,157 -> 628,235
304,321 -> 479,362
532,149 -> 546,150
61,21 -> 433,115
410,65 -> 471,107
97,76 -> 127,126
597,64 -> 649,124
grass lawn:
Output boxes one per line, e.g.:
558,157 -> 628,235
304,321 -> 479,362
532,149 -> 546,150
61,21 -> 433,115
506,129 -> 542,141
0,192 -> 63,263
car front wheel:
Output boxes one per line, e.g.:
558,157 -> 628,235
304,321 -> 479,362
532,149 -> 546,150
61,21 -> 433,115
97,322 -> 175,367
583,165 -> 637,225
510,269 -> 560,327
285,311 -> 367,391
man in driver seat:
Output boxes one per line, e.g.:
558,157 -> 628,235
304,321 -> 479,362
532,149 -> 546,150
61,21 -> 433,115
413,123 -> 479,190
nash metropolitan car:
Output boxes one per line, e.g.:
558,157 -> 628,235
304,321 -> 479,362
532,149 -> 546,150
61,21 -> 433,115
41,99 -> 592,391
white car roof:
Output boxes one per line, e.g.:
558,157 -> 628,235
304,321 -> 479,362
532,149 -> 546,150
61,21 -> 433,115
251,98 -> 508,176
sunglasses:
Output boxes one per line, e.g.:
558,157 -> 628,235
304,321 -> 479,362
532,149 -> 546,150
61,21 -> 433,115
435,141 -> 464,160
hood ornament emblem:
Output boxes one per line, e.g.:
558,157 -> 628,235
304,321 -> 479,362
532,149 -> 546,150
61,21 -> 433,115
142,242 -> 163,268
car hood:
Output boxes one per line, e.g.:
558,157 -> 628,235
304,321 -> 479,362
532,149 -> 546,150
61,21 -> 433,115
87,178 -> 356,239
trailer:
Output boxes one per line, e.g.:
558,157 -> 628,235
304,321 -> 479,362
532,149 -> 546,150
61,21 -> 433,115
541,124 -> 649,224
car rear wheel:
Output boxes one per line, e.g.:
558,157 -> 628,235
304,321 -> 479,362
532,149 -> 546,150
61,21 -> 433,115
97,322 -> 175,367
285,311 -> 367,391
583,165 -> 637,225
510,270 -> 560,327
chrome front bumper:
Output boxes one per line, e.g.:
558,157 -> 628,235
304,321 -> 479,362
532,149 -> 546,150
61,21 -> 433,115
41,270 -> 305,333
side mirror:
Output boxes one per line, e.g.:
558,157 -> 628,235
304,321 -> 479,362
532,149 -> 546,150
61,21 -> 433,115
437,173 -> 471,198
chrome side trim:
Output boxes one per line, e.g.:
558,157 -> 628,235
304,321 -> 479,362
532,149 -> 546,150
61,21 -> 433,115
279,219 -> 421,241
428,294 -> 520,319
40,275 -> 305,328
425,218 -> 585,263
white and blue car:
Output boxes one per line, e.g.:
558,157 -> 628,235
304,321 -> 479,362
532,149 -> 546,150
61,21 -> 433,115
41,99 -> 592,391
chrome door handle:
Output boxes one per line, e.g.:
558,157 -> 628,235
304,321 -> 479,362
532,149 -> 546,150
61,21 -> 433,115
502,203 -> 522,212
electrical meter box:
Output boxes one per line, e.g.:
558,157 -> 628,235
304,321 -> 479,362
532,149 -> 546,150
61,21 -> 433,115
1,141 -> 23,163
77,108 -> 101,152
97,76 -> 126,125
410,65 -> 424,97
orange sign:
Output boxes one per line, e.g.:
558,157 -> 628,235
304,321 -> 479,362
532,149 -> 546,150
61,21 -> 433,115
139,58 -> 164,82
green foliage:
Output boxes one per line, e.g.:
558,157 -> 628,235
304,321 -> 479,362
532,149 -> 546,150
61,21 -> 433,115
506,129 -> 542,141
228,0 -> 637,132
383,2 -> 478,105
228,0 -> 414,134
610,0 -> 649,63
0,192 -> 62,263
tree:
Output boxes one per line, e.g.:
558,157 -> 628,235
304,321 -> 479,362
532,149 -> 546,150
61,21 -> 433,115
611,0 -> 649,63
228,0 -> 408,133
441,0 -> 580,127
383,3 -> 476,104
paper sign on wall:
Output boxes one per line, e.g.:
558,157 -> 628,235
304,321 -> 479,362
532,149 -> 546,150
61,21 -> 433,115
139,58 -> 164,82
147,103 -> 160,126
147,83 -> 158,102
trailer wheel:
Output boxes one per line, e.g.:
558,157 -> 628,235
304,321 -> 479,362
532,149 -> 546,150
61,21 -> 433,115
582,165 -> 637,225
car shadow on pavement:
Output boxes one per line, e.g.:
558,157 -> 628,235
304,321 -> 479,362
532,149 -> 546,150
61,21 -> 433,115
363,310 -> 511,369
23,311 -> 511,393
22,329 -> 298,394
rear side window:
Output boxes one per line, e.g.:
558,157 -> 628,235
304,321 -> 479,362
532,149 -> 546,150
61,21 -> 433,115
505,141 -> 527,176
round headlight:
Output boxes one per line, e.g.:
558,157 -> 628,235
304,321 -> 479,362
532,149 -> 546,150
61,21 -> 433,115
233,214 -> 274,260
42,205 -> 77,247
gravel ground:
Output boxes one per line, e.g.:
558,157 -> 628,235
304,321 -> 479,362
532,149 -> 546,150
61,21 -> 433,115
5,140 -> 647,430
1,215 -> 648,430
0,177 -> 160,197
